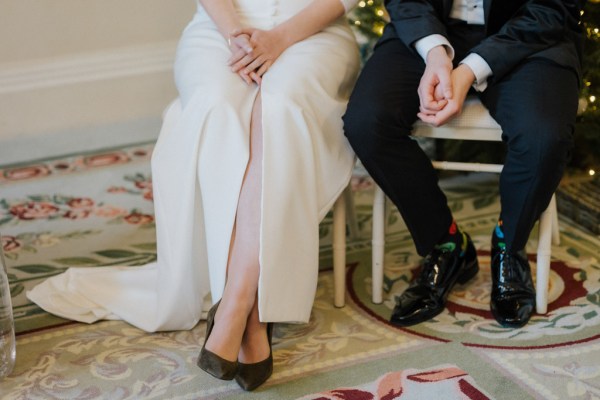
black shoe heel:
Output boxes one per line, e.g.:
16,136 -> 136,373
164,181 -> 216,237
490,250 -> 535,328
457,240 -> 479,284
235,323 -> 274,391
197,300 -> 238,380
456,262 -> 479,284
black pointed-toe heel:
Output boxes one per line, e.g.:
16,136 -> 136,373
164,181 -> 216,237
197,300 -> 238,380
235,323 -> 274,391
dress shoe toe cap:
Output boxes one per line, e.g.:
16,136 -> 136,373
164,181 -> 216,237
491,298 -> 535,328
390,299 -> 444,326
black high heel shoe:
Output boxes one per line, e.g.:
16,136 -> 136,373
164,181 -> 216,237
234,323 -> 274,391
197,300 -> 238,380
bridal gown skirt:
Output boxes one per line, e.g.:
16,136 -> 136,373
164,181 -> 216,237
27,0 -> 360,332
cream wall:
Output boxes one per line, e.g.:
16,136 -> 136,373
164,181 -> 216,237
0,0 -> 196,164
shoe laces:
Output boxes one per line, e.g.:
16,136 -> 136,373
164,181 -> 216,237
419,250 -> 445,285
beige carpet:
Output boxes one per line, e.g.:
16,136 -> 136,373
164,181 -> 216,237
1,143 -> 599,399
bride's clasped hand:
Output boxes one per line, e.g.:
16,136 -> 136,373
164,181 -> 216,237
227,27 -> 290,85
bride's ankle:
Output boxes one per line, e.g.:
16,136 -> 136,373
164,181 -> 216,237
216,300 -> 254,326
203,306 -> 249,361
220,287 -> 258,316
238,323 -> 270,363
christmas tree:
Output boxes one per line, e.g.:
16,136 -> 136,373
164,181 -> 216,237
573,0 -> 600,173
349,0 -> 600,174
348,0 -> 387,60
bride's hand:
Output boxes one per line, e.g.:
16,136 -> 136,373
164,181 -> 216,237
226,33 -> 255,85
229,27 -> 289,84
227,33 -> 253,64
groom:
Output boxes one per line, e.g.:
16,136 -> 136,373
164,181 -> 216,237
343,0 -> 585,327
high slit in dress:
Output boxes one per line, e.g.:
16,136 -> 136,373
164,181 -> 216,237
27,0 -> 360,332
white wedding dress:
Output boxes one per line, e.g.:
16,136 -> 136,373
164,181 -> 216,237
27,0 -> 360,332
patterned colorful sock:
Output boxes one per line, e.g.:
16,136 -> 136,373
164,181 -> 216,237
492,220 -> 506,251
435,220 -> 468,255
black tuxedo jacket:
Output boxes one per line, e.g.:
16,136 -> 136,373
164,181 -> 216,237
381,0 -> 585,85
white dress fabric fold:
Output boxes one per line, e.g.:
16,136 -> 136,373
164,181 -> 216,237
27,0 -> 360,332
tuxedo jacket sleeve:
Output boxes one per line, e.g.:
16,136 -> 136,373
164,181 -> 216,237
383,0 -> 585,84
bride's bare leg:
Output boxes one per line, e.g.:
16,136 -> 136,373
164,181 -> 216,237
204,92 -> 268,363
238,294 -> 269,363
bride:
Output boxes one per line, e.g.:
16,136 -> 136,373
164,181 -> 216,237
28,0 -> 360,391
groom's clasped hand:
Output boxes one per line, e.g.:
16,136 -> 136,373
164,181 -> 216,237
416,46 -> 475,127
227,27 -> 288,85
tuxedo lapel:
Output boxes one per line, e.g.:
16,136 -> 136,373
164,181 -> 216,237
483,0 -> 492,26
441,0 -> 453,19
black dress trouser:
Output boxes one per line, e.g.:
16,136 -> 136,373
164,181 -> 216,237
343,24 -> 579,256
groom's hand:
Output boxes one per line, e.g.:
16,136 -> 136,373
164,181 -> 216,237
418,46 -> 453,117
418,64 -> 475,126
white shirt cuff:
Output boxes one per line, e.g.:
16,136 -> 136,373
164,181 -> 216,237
339,0 -> 358,12
460,53 -> 492,92
414,34 -> 455,62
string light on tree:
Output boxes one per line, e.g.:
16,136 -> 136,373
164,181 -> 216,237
574,0 -> 600,174
348,0 -> 387,48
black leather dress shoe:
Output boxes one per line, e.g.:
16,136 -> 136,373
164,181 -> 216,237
490,249 -> 535,328
390,234 -> 479,327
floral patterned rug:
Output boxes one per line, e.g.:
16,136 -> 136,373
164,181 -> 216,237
298,365 -> 492,400
1,142 -> 599,399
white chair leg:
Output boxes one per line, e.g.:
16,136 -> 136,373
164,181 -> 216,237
549,194 -> 560,246
343,184 -> 360,241
536,201 -> 554,314
333,193 -> 347,308
383,191 -> 392,236
372,185 -> 386,304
